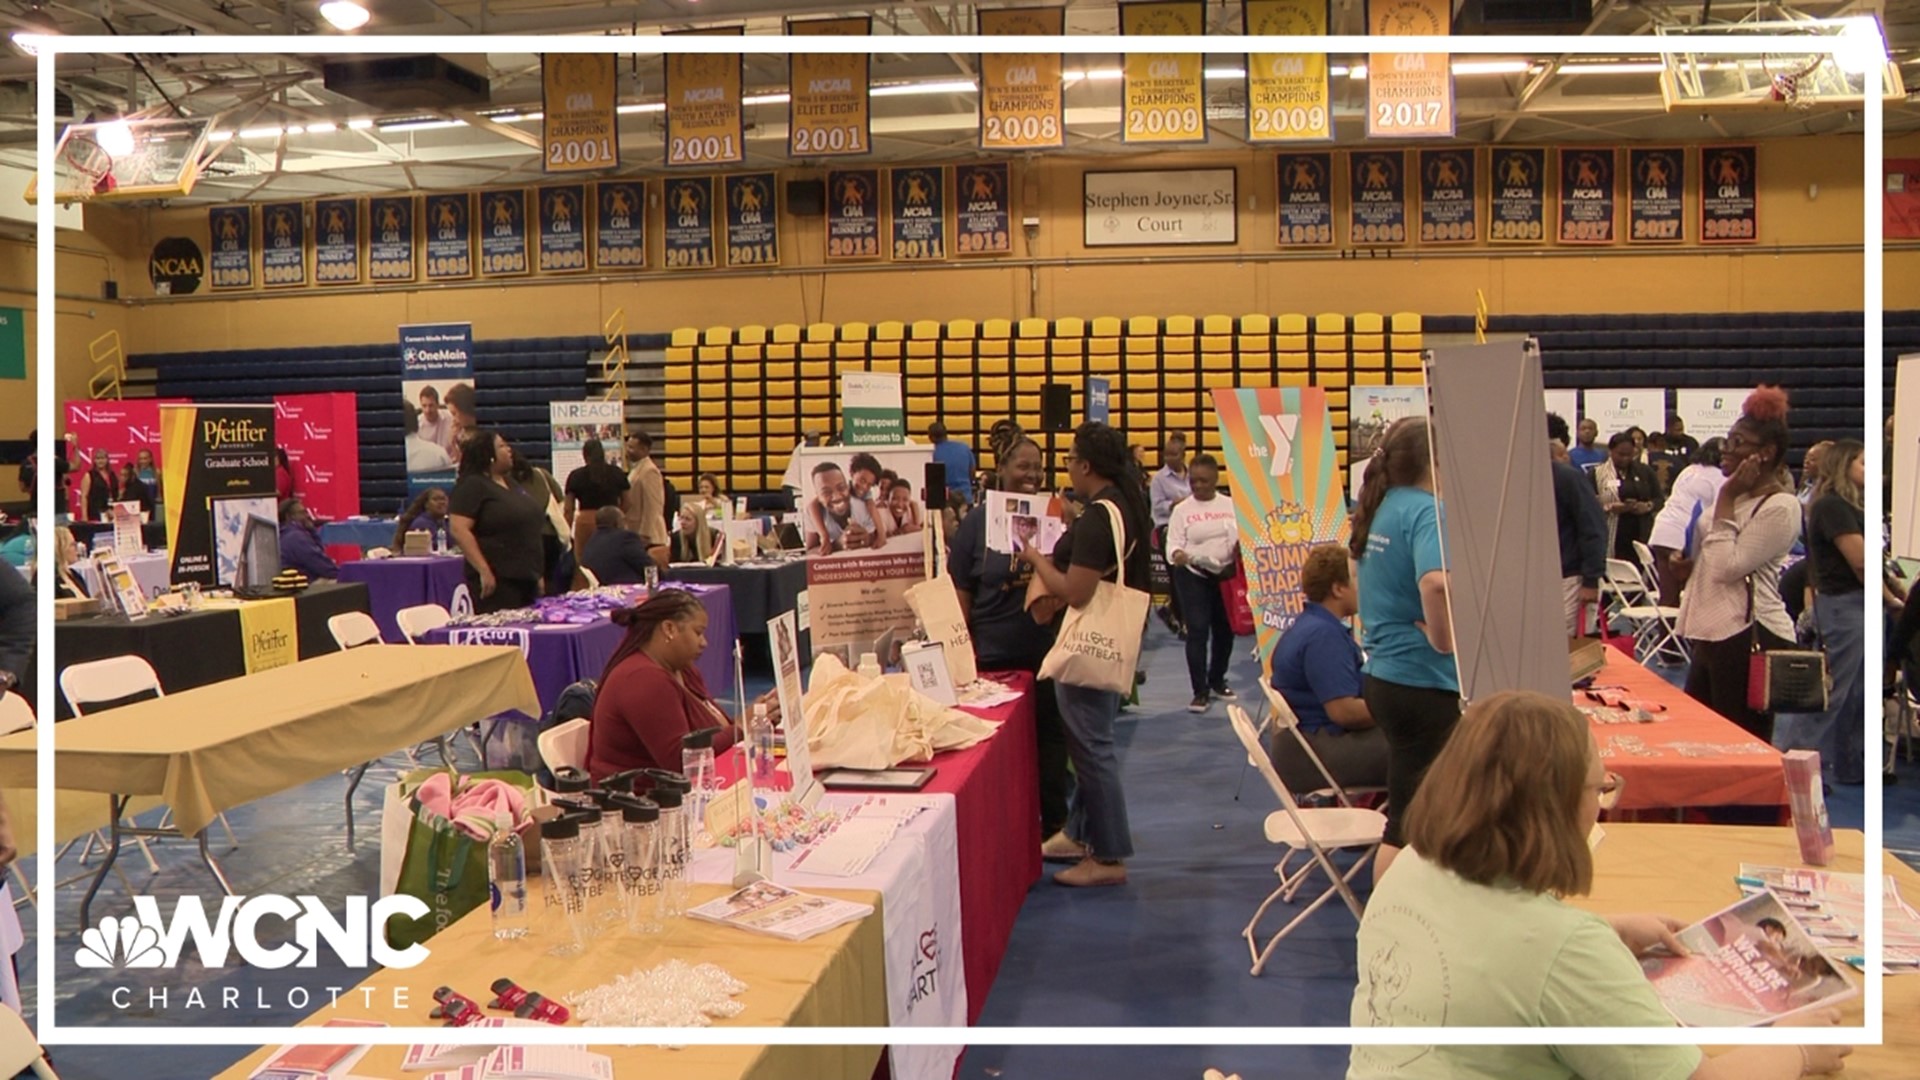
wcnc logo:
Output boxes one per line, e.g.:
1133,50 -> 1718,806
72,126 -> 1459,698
76,895 -> 431,971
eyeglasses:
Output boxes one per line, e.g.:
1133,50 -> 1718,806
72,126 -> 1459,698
1591,771 -> 1625,811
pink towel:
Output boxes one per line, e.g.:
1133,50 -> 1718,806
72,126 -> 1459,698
414,773 -> 527,840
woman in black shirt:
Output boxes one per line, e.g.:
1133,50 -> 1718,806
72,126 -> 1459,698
79,449 -> 118,522
1604,432 -> 1660,560
1787,439 -> 1866,785
118,464 -> 153,518
564,438 -> 632,571
448,429 -> 547,613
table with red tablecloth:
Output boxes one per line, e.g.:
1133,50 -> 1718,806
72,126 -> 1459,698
1584,649 -> 1788,814
336,555 -> 467,643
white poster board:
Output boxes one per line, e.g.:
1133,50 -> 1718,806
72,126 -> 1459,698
1347,385 -> 1429,499
1083,168 -> 1238,246
548,400 -> 627,482
1672,389 -> 1745,443
1583,389 -> 1666,443
1543,389 -> 1581,430
1895,356 -> 1920,557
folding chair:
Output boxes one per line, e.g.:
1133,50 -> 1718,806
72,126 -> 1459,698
1259,683 -> 1387,809
2,690 -> 153,910
1602,558 -> 1686,665
1226,705 -> 1385,976
538,718 -> 592,775
327,610 -> 384,650
395,603 -> 451,644
0,1003 -> 58,1079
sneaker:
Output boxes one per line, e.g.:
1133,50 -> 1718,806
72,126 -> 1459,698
1053,856 -> 1128,888
1211,684 -> 1237,700
1041,831 -> 1088,862
1188,694 -> 1210,713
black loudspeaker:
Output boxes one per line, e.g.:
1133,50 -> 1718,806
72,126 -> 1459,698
1041,384 -> 1074,433
787,179 -> 826,216
924,462 -> 946,508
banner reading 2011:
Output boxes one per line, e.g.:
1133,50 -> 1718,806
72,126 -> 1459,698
1244,0 -> 1332,142
978,6 -> 1066,150
787,17 -> 870,157
1119,1 -> 1207,144
159,402 -> 277,588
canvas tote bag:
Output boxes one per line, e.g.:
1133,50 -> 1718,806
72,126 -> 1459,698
1039,499 -> 1150,694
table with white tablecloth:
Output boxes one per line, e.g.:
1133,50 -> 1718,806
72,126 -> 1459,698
74,551 -> 171,602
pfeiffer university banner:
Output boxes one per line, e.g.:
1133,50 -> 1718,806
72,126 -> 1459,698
160,403 -> 277,588
400,323 -> 475,495
1210,387 -> 1348,659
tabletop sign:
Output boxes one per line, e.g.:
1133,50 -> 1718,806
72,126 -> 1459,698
1348,149 -> 1408,246
1627,147 -> 1686,245
594,181 -> 646,269
724,172 -> 780,268
478,189 -> 531,277
1489,147 -> 1546,244
424,193 -> 474,280
207,206 -> 253,290
978,6 -> 1067,150
536,184 -> 589,273
367,196 -> 416,282
1245,0 -> 1333,142
787,17 -> 871,158
663,176 -> 718,269
1557,147 -> 1617,245
1276,152 -> 1335,247
1700,145 -> 1758,245
259,202 -> 306,288
825,169 -> 883,260
1417,147 -> 1476,244
447,626 -> 532,656
1365,0 -> 1455,138
1119,1 -> 1208,144
541,55 -> 619,173
954,162 -> 1012,255
313,198 -> 360,285
890,166 -> 947,261
664,29 -> 745,168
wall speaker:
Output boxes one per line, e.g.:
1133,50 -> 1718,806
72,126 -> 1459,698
787,179 -> 825,217
1041,383 -> 1074,433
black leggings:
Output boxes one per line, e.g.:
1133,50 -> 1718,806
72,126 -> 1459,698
1684,625 -> 1794,743
1363,674 -> 1463,849
470,572 -> 539,614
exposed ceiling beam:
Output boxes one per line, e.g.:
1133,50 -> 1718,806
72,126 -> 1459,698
450,107 -> 543,149
912,4 -> 974,77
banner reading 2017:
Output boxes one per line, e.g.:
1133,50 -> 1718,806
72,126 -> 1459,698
978,6 -> 1066,150
1244,0 -> 1332,142
1119,1 -> 1207,144
1365,0 -> 1454,138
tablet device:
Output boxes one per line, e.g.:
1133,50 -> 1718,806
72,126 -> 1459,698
818,767 -> 936,791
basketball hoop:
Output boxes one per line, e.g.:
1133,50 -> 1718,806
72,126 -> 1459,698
58,133 -> 116,199
1763,53 -> 1825,109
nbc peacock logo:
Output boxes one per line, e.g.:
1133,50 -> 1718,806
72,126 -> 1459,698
75,915 -> 166,970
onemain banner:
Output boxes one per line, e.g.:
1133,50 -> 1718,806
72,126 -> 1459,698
1084,169 -> 1237,246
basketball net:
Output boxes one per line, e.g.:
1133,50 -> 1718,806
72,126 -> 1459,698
58,134 -> 116,200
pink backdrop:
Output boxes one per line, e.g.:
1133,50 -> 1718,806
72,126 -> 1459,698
63,398 -> 186,518
276,392 -> 361,522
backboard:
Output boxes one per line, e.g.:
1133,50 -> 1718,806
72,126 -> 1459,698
24,116 -> 213,204
1657,20 -> 1905,112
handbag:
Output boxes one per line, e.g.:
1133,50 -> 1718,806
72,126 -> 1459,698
1038,499 -> 1150,694
379,767 -> 539,950
1745,569 -> 1829,714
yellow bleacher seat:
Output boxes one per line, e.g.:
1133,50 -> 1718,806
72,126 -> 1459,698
979,318 -> 1010,340
1164,314 -> 1195,338
665,401 -> 693,419
1016,356 -> 1047,374
1239,372 -> 1274,389
666,363 -> 693,383
1324,390 -> 1349,409
1278,351 -> 1310,372
703,325 -> 731,346
670,327 -> 700,347
730,455 -> 761,473
801,398 -> 830,417
764,362 -> 795,380
801,381 -> 830,400
1128,350 -> 1169,371
766,343 -> 796,361
1314,313 -> 1345,334
731,343 -> 764,361
730,359 -> 761,379
942,336 -> 973,357
1316,370 -> 1350,389
806,322 -> 835,342
1124,315 -> 1156,337
801,341 -> 832,360
666,420 -> 693,437
1240,314 -> 1272,334
1390,311 -> 1422,334
979,375 -> 1011,394
772,324 -> 802,344
1279,372 -> 1309,387
876,320 -> 906,342
1164,411 -> 1198,434
765,417 -> 797,435
977,338 -> 1010,358
1124,392 -> 1157,412
1354,371 -> 1387,386
910,319 -> 941,341
1091,316 -> 1122,338
908,396 -> 938,415
1276,313 -> 1309,351
908,339 -> 939,359
730,436 -> 762,455
766,398 -> 796,417
840,321 -> 871,343
698,419 -> 728,436
666,438 -> 693,458
1352,312 -> 1385,351
1203,314 -> 1233,336
833,358 -> 867,375
907,377 -> 936,396
1055,316 -> 1086,339
1018,317 -> 1048,339
1051,355 -> 1085,373
834,341 -> 869,359
1200,352 -> 1232,370
765,380 -> 795,398
907,358 -> 939,376
1163,371 -> 1198,391
735,325 -> 767,346
1016,337 -> 1047,357
1015,375 -> 1047,394
947,394 -> 976,415
1393,352 -> 1423,372
1201,371 -> 1235,390
1353,351 -> 1387,370
1089,353 -> 1120,374
979,395 -> 1011,415
1088,335 -> 1120,357
800,360 -> 831,379
865,359 -> 898,375
1164,392 -> 1196,412
944,319 -> 976,340
697,344 -> 728,362
1236,332 -> 1273,351
870,339 -> 902,360
1049,335 -> 1086,356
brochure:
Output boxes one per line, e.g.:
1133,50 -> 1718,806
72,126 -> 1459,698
687,879 -> 874,942
251,1019 -> 384,1078
984,491 -> 1064,556
1641,889 -> 1858,1026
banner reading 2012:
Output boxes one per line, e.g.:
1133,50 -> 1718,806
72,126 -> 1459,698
1244,0 -> 1332,142
787,17 -> 870,157
954,162 -> 1012,255
665,29 -> 745,168
978,6 -> 1067,150
1119,1 -> 1207,144
826,169 -> 882,260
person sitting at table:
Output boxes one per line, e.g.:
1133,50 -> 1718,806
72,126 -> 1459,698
117,463 -> 153,519
586,589 -> 779,778
53,525 -> 85,600
0,544 -> 30,702
1350,689 -> 1851,1080
277,498 -> 339,580
392,487 -> 452,552
580,507 -> 666,586
449,429 -> 548,614
563,438 -> 631,563
78,448 -> 118,523
669,505 -> 715,565
1268,545 -> 1388,797
684,473 -> 729,521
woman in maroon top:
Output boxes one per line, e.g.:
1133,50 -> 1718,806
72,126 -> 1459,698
586,590 -> 779,779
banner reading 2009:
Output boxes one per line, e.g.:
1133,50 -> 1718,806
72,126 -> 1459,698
1119,1 -> 1208,144
159,402 -> 277,588
1244,0 -> 1332,142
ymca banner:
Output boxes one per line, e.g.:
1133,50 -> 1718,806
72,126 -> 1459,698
400,323 -> 475,495
796,444 -> 934,665
1276,152 -> 1335,247
953,162 -> 1012,256
1627,148 -> 1685,244
1119,1 -> 1208,144
1701,145 -> 1758,245
479,189 -> 531,277
159,403 -> 277,588
424,193 -> 474,280
274,393 -> 361,523
890,167 -> 947,262
208,206 -> 252,290
594,181 -> 646,269
1347,385 -> 1428,499
313,198 -> 360,285
663,176 -> 718,270
1557,147 -> 1617,245
542,55 -> 619,173
1210,387 -> 1348,661
62,399 -> 183,520
260,202 -> 306,288
1244,0 -> 1332,142
1348,149 -> 1408,246
1489,147 -> 1546,244
724,172 -> 780,269
1365,0 -> 1454,138
665,29 -> 745,168
978,6 -> 1066,150
826,169 -> 883,260
787,17 -> 871,158
368,196 -> 416,283
537,184 -> 589,273
1418,147 -> 1476,244
550,400 -> 628,481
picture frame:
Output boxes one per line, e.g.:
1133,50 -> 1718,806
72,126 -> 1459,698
901,640 -> 956,706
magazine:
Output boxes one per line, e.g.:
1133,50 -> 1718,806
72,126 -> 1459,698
687,880 -> 874,942
1736,864 -> 1920,974
1642,889 -> 1857,1026
984,491 -> 1064,556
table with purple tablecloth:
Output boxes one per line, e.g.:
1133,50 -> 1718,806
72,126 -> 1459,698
337,556 -> 469,643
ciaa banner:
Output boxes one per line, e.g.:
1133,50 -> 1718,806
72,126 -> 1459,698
978,6 -> 1066,150
1211,387 -> 1348,660
1244,0 -> 1332,142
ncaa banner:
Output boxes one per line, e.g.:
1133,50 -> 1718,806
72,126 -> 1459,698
890,167 -> 947,262
368,197 -> 415,282
826,169 -> 883,260
537,184 -> 589,273
260,202 -> 306,288
541,55 -> 618,173
787,17 -> 871,158
1276,152 -> 1335,247
978,6 -> 1066,151
954,162 -> 1012,256
208,206 -> 252,290
1119,2 -> 1208,144
724,172 -> 780,268
665,29 -> 745,168
158,403 -> 277,588
1365,0 -> 1455,138
1417,147 -> 1476,244
1244,0 -> 1332,142
400,322 -> 474,495
663,176 -> 718,270
313,198 -> 360,285
1489,147 -> 1546,243
1627,148 -> 1685,244
595,181 -> 646,269
424,193 -> 474,280
1210,386 -> 1348,661
479,189 -> 531,277
1348,150 -> 1408,247
1557,147 -> 1617,245
1701,145 -> 1757,245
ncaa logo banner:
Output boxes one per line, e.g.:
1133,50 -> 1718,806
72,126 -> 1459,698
1489,147 -> 1546,244
890,167 -> 947,261
786,16 -> 872,158
953,162 -> 1012,256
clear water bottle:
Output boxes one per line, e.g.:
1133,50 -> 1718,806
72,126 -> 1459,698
488,814 -> 529,940
681,729 -> 718,841
648,782 -> 690,919
537,816 -> 589,956
610,795 -> 662,935
747,703 -> 776,785
857,651 -> 883,680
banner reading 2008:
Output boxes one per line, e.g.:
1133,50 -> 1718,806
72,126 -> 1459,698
1119,1 -> 1207,144
159,402 -> 277,588
1244,0 -> 1332,142
978,6 -> 1066,150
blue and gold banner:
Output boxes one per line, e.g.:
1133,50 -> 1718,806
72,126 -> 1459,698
537,184 -> 589,272
724,172 -> 780,268
1700,145 -> 1757,245
424,193 -> 474,280
1557,147 -> 1616,245
1244,0 -> 1332,142
1347,150 -> 1407,246
595,181 -> 646,269
890,166 -> 947,262
826,169 -> 882,260
313,198 -> 360,284
1276,152 -> 1334,247
787,17 -> 871,158
260,202 -> 306,288
479,189 -> 531,276
954,162 -> 1011,256
368,197 -> 415,282
1119,1 -> 1208,144
663,176 -> 717,269
208,206 -> 252,290
1489,146 -> 1546,244
665,29 -> 745,168
1627,147 -> 1685,244
542,55 -> 619,173
1418,147 -> 1476,244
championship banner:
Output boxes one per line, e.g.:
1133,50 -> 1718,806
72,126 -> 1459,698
158,403 -> 277,588
1582,388 -> 1665,443
1276,152 -> 1335,247
313,198 -> 360,285
424,193 -> 474,280
1627,148 -> 1685,244
665,29 -> 745,168
368,196 -> 416,283
1210,387 -> 1348,660
978,6 -> 1066,150
1701,145 -> 1758,245
550,400 -> 628,480
238,597 -> 299,674
541,55 -> 618,173
478,189 -> 530,277
1244,0 -> 1332,142
274,392 -> 361,522
889,166 -> 947,262
795,444 -> 934,666
208,206 -> 252,290
1365,0 -> 1454,138
826,169 -> 883,260
724,172 -> 780,268
1119,2 -> 1208,144
1418,147 -> 1476,244
1347,385 -> 1427,498
400,323 -> 474,494
595,181 -> 646,269
1673,389 -> 1745,441
954,162 -> 1012,255
1557,147 -> 1617,245
1348,149 -> 1408,247
663,176 -> 718,270
537,184 -> 589,273
1489,147 -> 1546,243
260,202 -> 306,288
787,17 -> 871,158
62,399 -> 180,520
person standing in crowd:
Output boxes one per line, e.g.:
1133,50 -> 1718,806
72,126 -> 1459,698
562,438 -> 631,567
927,421 -> 976,506
1269,545 -> 1388,795
274,447 -> 295,502
1568,417 -> 1606,472
448,430 -> 547,613
1782,439 -> 1866,785
950,435 -> 1072,858
276,498 -> 338,580
1599,432 -> 1659,560
1648,438 -> 1726,606
392,487 -> 451,551
1349,416 -> 1456,885
416,385 -> 456,454
1547,414 -> 1607,636
1673,388 -> 1800,742
1167,453 -> 1239,713
79,449 -> 118,522
1665,412 -> 1700,459
582,506 -> 665,585
0,550 -> 30,707
16,430 -> 34,507
668,505 -> 715,565
1150,434 -> 1193,638
1798,440 -> 1833,508
510,449 -> 571,595
624,431 -> 669,550
117,463 -> 153,519
134,448 -> 161,523
1019,421 -> 1150,888
1644,431 -> 1683,497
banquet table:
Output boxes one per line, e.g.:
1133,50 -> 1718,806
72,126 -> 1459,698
318,517 -> 402,553
1584,650 -> 1789,815
67,520 -> 166,552
73,551 -> 171,602
212,880 -> 888,1080
666,559 -> 810,655
337,555 -> 469,642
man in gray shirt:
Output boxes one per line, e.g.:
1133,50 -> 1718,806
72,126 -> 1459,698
1149,434 -> 1191,636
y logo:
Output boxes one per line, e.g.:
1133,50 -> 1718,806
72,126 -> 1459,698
1257,414 -> 1301,477
76,916 -> 166,970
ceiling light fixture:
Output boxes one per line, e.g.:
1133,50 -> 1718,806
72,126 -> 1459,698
303,121 -> 337,133
870,79 -> 977,97
379,118 -> 466,132
238,126 -> 284,139
318,0 -> 370,31
97,119 -> 136,157
346,118 -> 375,130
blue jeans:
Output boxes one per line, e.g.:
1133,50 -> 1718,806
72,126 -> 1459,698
1055,681 -> 1134,860
1172,567 -> 1233,696
1775,591 -> 1866,783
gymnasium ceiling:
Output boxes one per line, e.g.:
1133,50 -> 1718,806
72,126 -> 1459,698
0,0 -> 1916,202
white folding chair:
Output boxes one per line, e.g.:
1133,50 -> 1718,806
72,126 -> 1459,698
1226,705 -> 1384,976
327,610 -> 384,650
1258,683 -> 1387,809
538,717 -> 592,775
395,603 -> 451,644
0,693 -> 30,737
0,1002 -> 58,1080
1602,558 -> 1686,665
